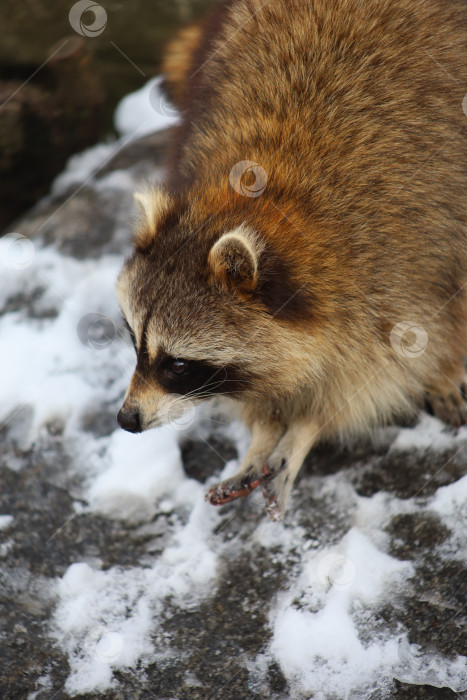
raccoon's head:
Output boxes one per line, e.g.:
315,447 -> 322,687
116,186 -> 313,433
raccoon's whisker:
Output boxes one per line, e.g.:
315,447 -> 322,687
182,379 -> 225,394
185,390 -> 247,400
182,376 -> 250,398
196,369 -> 251,390
182,384 -> 226,398
181,376 -> 229,397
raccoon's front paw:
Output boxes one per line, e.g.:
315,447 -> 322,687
206,468 -> 265,505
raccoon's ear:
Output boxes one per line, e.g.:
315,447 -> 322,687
207,225 -> 264,297
133,186 -> 172,248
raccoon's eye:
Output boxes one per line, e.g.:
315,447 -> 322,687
170,359 -> 188,375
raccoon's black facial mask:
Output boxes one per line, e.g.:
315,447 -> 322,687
153,352 -> 250,398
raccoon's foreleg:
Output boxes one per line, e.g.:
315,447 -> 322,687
262,418 -> 320,521
205,419 -> 284,505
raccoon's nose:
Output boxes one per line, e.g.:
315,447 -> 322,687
117,406 -> 141,433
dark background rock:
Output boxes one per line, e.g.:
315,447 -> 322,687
0,38 -> 103,231
0,0 -> 214,231
0,0 -> 213,123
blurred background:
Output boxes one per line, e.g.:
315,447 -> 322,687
0,0 -> 213,230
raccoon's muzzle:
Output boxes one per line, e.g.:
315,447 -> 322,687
117,406 -> 142,434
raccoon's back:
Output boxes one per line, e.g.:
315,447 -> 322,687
169,0 -> 467,227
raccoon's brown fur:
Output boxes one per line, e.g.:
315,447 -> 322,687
117,0 -> 467,519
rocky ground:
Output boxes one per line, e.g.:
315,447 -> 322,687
0,129 -> 466,699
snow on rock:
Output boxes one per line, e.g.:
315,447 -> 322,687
53,493 -> 221,697
114,76 -> 180,137
390,412 -> 467,452
272,526 -> 426,695
0,515 -> 13,530
52,142 -> 120,195
0,246 -> 125,447
86,427 -> 185,521
54,562 -> 155,694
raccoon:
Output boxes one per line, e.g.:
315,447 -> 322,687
116,0 -> 467,519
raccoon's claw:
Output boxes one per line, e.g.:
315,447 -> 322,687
206,460 -> 288,508
206,472 -> 263,505
263,494 -> 284,521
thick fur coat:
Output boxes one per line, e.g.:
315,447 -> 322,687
117,0 -> 467,518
